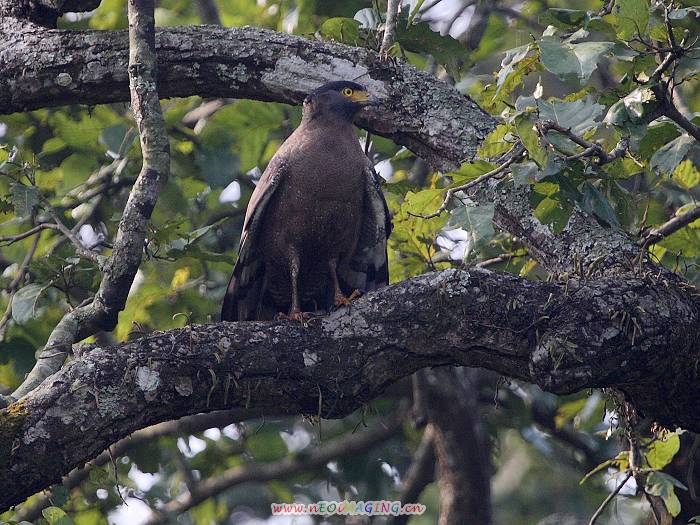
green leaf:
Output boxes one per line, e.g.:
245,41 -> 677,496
50,112 -> 102,152
495,45 -> 531,94
539,33 -> 614,84
319,17 -> 362,45
449,160 -> 495,186
9,184 -> 39,217
42,507 -> 75,525
446,204 -> 495,252
617,0 -> 650,40
246,429 -> 288,462
11,283 -> 45,324
517,95 -> 605,155
539,9 -> 589,29
658,205 -> 700,256
672,159 -> 700,190
650,135 -> 695,175
637,123 -> 680,160
580,451 -> 629,484
50,484 -> 70,507
621,88 -> 656,120
511,161 -> 540,188
646,432 -> 681,470
555,398 -> 588,428
194,142 -> 240,189
646,471 -> 686,517
515,114 -> 548,168
402,188 -> 443,217
396,7 -> 465,69
580,182 -> 620,228
165,221 -> 229,262
477,125 -> 515,158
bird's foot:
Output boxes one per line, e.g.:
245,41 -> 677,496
334,289 -> 363,307
276,310 -> 312,323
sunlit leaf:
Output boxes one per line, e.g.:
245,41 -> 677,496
672,159 -> 700,190
645,431 -> 680,470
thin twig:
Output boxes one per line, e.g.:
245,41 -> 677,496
42,200 -> 101,264
420,142 -> 525,220
538,121 -> 629,165
0,223 -> 59,245
588,472 -> 632,525
0,232 -> 42,341
143,411 -> 407,525
643,204 -> 700,244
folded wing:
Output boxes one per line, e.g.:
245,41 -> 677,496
340,165 -> 392,293
220,157 -> 289,321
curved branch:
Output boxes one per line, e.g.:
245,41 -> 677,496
644,204 -> 700,244
0,20 -> 496,171
2,268 -> 699,511
144,410 -> 405,525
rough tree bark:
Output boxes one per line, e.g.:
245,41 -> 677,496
5,0 -> 170,401
2,269 -> 699,510
425,368 -> 492,525
1,2 -> 700,516
0,18 -> 496,171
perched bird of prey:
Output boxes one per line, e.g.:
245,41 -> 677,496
221,80 -> 392,322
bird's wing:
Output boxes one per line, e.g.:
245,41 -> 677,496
220,156 -> 289,321
341,164 -> 392,292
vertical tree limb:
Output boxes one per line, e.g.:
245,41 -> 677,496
195,0 -> 221,25
390,425 -> 436,525
380,0 -> 401,58
425,368 -> 492,525
8,0 -> 169,401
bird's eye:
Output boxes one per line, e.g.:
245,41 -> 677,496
342,88 -> 354,97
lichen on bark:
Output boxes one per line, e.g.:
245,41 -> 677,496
0,400 -> 29,468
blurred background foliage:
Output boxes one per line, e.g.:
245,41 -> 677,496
1,0 -> 699,523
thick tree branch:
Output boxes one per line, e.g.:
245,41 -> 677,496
0,0 -> 101,27
2,268 -> 699,511
425,368 -> 492,525
0,20 -> 496,171
0,18 -> 639,279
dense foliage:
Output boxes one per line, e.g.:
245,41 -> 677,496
1,0 -> 699,523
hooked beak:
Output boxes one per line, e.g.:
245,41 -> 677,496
350,90 -> 380,108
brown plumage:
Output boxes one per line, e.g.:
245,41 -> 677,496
221,81 -> 391,321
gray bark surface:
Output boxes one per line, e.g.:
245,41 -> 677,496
2,269 -> 699,510
0,19 -> 496,171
